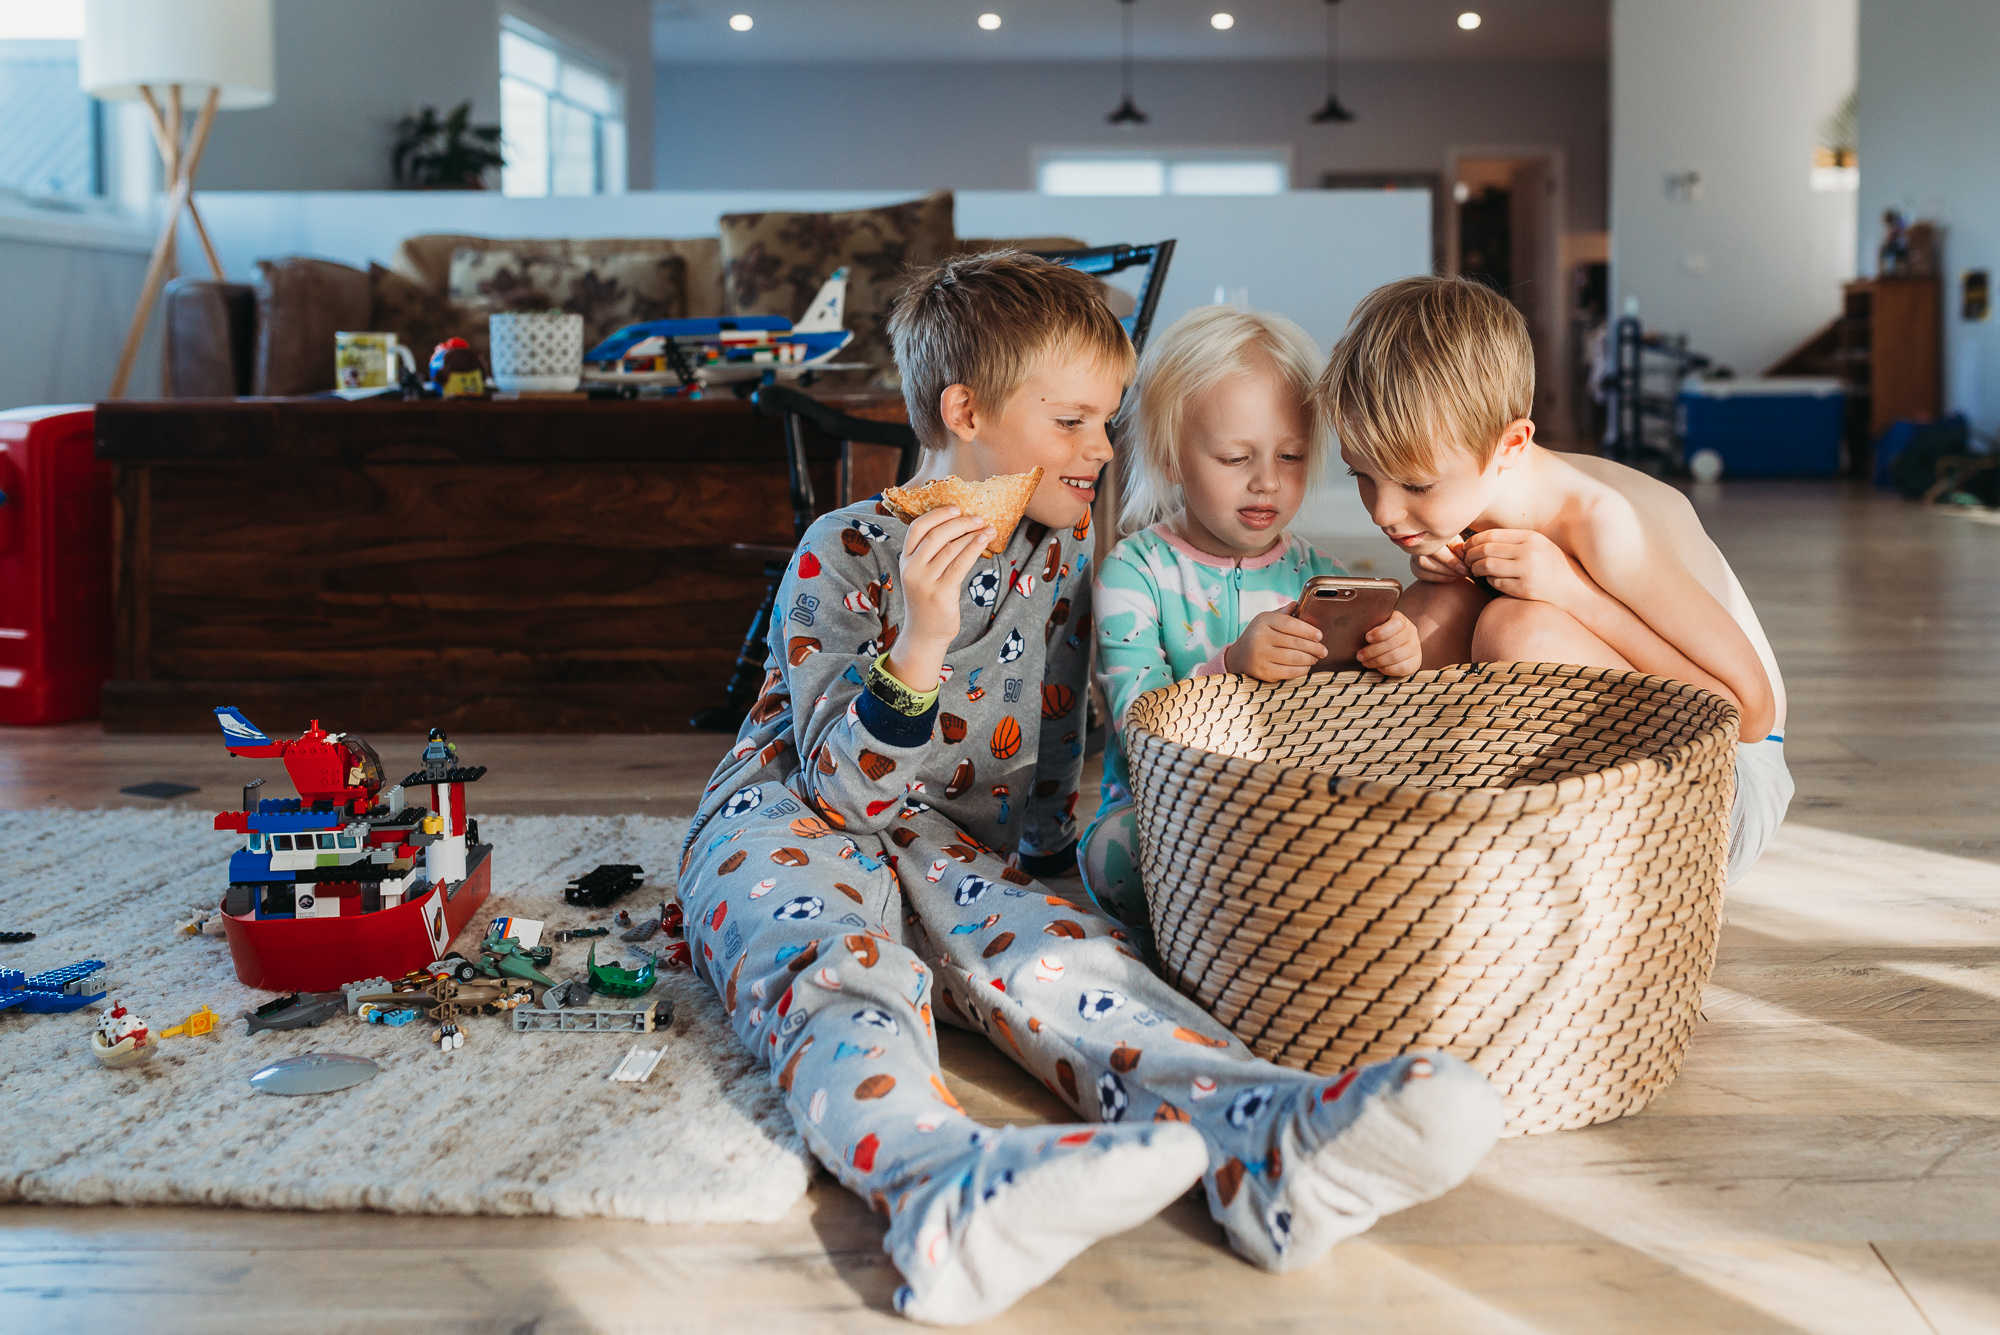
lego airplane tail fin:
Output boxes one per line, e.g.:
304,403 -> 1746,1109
793,267 -> 848,334
214,706 -> 280,755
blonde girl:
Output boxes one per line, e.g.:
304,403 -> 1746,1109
1082,306 -> 1421,944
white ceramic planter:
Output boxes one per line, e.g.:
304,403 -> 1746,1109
489,311 -> 584,393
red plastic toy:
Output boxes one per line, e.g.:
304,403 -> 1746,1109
210,709 -> 493,991
0,406 -> 113,725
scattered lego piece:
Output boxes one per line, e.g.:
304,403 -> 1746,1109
553,926 -> 610,942
662,940 -> 692,971
587,943 -> 657,999
0,960 -> 108,1015
434,1022 -> 465,1051
0,930 -> 36,944
160,1005 -> 221,1039
661,901 -> 685,939
609,1046 -> 663,1083
513,996 -> 666,1034
356,1002 -> 420,1026
614,909 -> 632,929
344,977 -> 395,1013
243,991 -> 347,1033
480,937 -> 556,986
564,864 -> 646,909
353,975 -> 532,1024
249,1053 -> 379,1096
120,781 -> 200,800
487,916 -> 545,949
91,1000 -> 155,1068
620,918 -> 661,943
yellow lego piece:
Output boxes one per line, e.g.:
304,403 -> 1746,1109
161,1004 -> 220,1039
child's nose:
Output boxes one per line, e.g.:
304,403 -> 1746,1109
1083,425 -> 1114,462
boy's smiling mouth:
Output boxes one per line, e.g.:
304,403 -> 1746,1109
1060,474 -> 1098,500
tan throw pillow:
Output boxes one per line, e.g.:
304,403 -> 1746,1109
718,191 -> 956,375
448,247 -> 688,350
254,256 -> 372,396
369,263 -> 480,365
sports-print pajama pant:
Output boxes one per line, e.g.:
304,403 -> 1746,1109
679,782 -> 1367,1251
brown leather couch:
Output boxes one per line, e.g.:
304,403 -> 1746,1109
162,217 -> 1093,398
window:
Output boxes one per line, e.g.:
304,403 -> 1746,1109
338,834 -> 358,849
273,835 -> 293,851
0,2 -> 101,207
1037,149 -> 1287,197
318,834 -> 336,850
500,16 -> 625,198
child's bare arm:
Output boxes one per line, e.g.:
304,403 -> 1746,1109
1464,524 -> 1776,739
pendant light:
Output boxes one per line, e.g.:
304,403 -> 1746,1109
1107,0 -> 1148,125
1310,0 -> 1356,123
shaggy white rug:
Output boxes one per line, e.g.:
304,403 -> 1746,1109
0,810 -> 812,1223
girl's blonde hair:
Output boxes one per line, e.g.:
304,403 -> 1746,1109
1116,305 -> 1328,534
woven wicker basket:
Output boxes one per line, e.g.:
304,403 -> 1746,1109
1125,663 -> 1738,1136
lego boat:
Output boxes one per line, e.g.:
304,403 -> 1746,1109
211,710 -> 494,992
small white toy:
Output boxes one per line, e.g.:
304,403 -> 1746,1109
91,1000 -> 155,1069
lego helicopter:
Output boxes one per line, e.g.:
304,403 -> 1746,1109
210,708 -> 493,992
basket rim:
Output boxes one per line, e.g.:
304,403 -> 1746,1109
1124,661 -> 1740,820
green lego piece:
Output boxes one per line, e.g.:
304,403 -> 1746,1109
587,942 -> 656,999
482,938 -> 556,987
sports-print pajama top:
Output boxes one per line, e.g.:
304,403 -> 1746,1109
678,496 -> 1361,1264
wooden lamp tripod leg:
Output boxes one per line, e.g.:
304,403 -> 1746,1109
108,85 -> 223,400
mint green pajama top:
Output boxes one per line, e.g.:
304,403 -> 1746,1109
1092,523 -> 1347,799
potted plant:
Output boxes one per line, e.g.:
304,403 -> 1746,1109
392,101 -> 505,190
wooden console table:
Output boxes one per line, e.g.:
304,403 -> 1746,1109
95,394 -> 899,734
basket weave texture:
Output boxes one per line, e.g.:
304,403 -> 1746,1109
1126,663 -> 1738,1136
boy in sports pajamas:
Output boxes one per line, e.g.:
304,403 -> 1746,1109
679,252 -> 1503,1326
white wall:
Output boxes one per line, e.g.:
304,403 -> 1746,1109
0,219 -> 160,411
1857,0 -> 1996,431
197,0 -> 653,192
655,58 -> 1609,234
1610,0 -> 1857,377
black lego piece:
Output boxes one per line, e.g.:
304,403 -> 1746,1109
399,765 -> 489,788
564,864 -> 646,909
0,930 -> 36,944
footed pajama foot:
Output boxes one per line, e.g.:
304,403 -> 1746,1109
889,1120 -> 1207,1326
1207,1051 -> 1504,1272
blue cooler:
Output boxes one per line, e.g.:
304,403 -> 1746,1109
1677,377 -> 1845,477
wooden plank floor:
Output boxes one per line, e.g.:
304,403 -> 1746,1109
3,481 -> 1996,1333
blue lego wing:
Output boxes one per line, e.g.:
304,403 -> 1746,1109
215,706 -> 271,748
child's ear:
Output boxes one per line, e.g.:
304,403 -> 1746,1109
1493,417 -> 1536,471
939,384 -> 980,444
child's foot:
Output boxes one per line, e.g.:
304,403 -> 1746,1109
1207,1051 -> 1504,1272
888,1121 -> 1206,1325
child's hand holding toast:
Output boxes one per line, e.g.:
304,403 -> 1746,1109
886,506 -> 996,692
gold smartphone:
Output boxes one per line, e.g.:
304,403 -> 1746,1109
1297,576 -> 1403,669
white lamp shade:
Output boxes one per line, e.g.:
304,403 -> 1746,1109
80,0 -> 275,109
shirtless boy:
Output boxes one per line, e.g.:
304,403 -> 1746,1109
1319,276 -> 1793,884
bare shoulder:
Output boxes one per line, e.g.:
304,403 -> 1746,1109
1546,452 -> 1696,558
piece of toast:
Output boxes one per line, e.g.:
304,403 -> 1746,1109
881,467 -> 1044,557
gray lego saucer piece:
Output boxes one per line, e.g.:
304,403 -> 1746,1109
249,1053 -> 380,1096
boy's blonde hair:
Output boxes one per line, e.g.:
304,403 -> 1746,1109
1117,305 -> 1327,533
1318,275 -> 1534,482
888,250 -> 1136,450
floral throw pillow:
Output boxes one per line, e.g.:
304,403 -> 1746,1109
448,247 -> 689,349
717,191 -> 956,374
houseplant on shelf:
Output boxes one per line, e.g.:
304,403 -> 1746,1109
392,101 -> 504,189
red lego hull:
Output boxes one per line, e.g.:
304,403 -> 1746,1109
220,844 -> 494,992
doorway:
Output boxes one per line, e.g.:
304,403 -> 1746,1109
1445,147 -> 1570,445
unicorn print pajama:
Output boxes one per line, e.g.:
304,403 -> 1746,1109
679,497 -> 1502,1324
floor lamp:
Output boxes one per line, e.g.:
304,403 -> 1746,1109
80,0 -> 274,399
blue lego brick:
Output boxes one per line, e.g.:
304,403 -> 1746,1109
0,959 -> 108,1014
229,848 -> 292,882
246,810 -> 343,833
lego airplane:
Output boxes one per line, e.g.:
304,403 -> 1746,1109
584,267 -> 860,386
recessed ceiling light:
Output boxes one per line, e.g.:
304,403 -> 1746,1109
1458,12 -> 1481,29
729,13 -> 753,31
1211,12 -> 1235,29
978,12 -> 1001,29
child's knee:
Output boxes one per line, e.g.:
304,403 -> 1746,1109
1470,596 -> 1567,662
